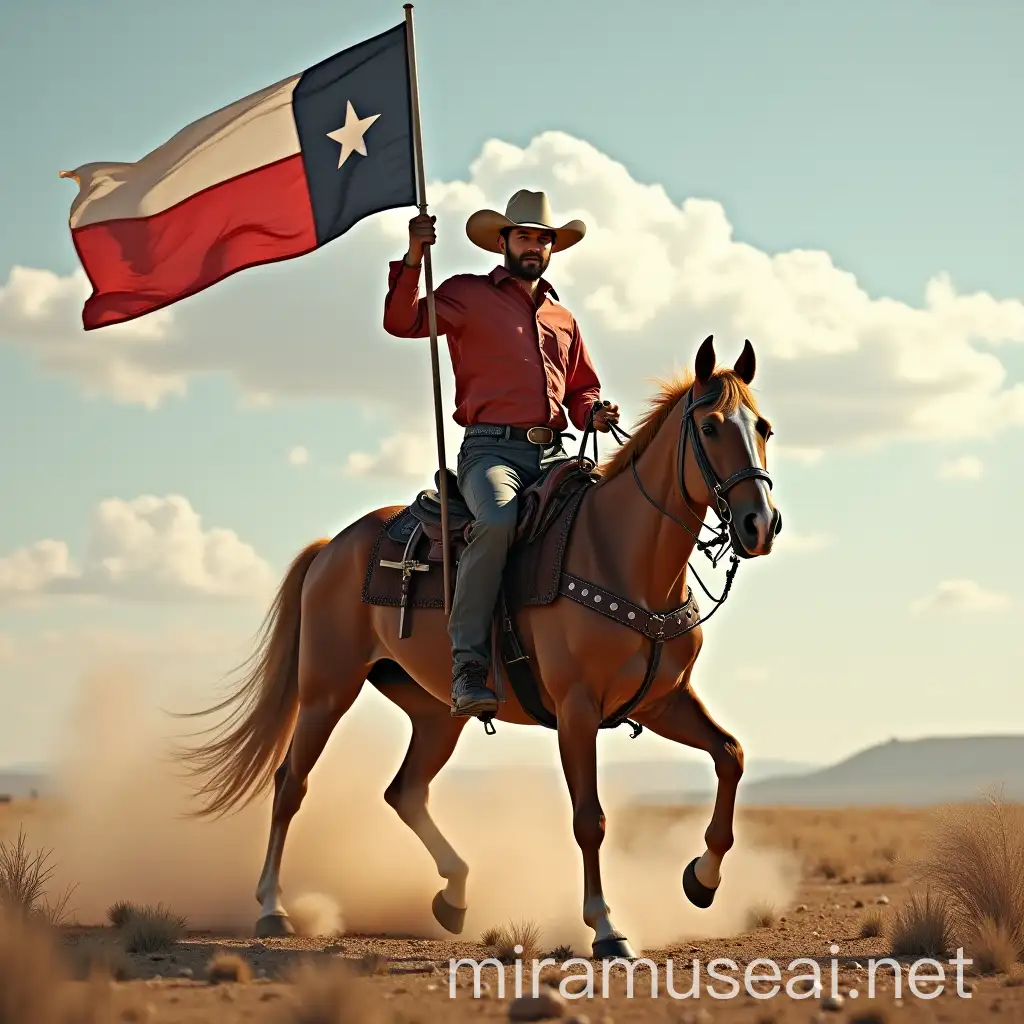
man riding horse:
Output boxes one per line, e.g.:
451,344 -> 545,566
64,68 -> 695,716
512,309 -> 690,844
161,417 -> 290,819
383,190 -> 620,721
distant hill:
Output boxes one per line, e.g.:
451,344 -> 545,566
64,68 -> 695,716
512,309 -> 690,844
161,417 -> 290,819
651,735 -> 1024,807
0,765 -> 50,801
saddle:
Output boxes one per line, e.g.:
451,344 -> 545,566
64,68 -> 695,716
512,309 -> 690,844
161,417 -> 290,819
363,457 -> 597,620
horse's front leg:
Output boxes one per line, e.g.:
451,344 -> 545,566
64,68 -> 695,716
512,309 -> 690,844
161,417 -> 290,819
634,680 -> 744,907
557,685 -> 637,959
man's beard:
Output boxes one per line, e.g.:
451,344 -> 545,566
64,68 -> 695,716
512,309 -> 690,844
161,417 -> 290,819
506,250 -> 548,280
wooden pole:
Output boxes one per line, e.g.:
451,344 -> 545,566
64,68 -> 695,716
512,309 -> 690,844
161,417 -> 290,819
403,3 -> 452,616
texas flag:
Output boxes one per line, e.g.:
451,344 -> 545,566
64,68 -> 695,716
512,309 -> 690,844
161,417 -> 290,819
61,23 -> 417,330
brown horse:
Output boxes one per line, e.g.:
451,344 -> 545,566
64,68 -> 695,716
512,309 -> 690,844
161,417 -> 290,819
179,335 -> 782,959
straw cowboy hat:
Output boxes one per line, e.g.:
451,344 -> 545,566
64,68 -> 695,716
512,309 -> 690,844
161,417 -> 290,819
465,189 -> 586,254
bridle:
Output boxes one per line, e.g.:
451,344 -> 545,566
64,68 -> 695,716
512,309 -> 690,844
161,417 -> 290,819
576,385 -> 775,621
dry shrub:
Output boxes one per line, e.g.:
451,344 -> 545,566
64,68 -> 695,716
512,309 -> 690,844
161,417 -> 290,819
0,827 -> 77,927
890,889 -> 953,958
104,900 -> 139,929
64,935 -> 134,982
969,916 -> 1018,976
916,794 -> 1024,960
119,903 -> 187,954
275,959 -> 383,1023
862,865 -> 895,885
0,905 -> 66,1024
812,856 -> 843,881
488,919 -> 541,964
546,943 -> 574,961
206,950 -> 252,983
746,901 -> 777,929
860,909 -> 885,938
0,907 -> 118,1024
480,925 -> 502,946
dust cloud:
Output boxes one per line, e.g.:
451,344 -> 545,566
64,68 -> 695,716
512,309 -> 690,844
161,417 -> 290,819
13,662 -> 800,953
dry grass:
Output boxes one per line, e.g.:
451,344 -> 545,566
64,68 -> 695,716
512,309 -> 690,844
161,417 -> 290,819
0,907 -> 124,1024
861,865 -> 895,885
889,889 -> 953,958
118,902 -> 187,954
811,855 -> 844,881
486,919 -> 542,964
275,960 -> 383,1023
859,909 -> 885,938
0,906 -> 67,1024
746,901 -> 778,929
65,934 -> 135,982
206,950 -> 253,984
104,899 -> 139,929
916,793 -> 1024,961
969,916 -> 1019,976
0,827 -> 77,927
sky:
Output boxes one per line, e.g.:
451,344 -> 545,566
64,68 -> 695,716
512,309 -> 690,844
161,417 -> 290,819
0,0 -> 1021,779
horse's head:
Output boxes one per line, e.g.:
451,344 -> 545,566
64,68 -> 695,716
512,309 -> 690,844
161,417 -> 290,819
681,335 -> 781,558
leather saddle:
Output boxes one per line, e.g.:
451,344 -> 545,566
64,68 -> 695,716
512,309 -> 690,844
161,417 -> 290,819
389,458 -> 597,564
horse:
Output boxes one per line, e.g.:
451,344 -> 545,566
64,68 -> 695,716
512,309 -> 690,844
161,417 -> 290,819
178,334 -> 782,960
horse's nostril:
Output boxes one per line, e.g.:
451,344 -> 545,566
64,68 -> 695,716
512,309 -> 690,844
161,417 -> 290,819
743,511 -> 758,538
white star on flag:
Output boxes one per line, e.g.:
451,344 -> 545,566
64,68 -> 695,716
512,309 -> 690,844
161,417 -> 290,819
326,100 -> 381,169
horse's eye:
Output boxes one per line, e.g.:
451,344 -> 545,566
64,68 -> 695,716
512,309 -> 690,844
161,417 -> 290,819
701,422 -> 715,437
756,418 -> 773,440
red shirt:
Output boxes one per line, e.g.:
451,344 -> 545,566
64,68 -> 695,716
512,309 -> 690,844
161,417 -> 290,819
382,260 -> 602,431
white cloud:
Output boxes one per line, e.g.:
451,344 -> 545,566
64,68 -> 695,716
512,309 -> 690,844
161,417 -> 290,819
344,429 -> 446,482
911,579 -> 1011,614
938,455 -> 984,481
288,445 -> 310,467
3,131 -> 1023,461
0,495 -> 274,603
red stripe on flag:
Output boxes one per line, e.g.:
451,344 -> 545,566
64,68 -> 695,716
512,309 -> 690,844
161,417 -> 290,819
72,154 -> 317,330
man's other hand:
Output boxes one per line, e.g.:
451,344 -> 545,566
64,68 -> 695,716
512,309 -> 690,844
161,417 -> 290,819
592,401 -> 620,432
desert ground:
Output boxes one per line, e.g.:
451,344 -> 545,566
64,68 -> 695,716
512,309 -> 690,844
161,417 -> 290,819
3,795 -> 1023,1024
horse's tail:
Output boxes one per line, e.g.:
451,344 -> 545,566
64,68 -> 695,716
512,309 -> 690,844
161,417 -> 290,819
177,538 -> 329,818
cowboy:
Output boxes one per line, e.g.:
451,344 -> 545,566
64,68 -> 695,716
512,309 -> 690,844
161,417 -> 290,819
382,190 -> 620,719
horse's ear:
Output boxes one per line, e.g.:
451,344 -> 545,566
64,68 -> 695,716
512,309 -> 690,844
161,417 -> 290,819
734,339 -> 756,384
695,335 -> 716,384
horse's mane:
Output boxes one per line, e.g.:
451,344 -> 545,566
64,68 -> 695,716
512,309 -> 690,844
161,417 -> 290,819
595,367 -> 761,482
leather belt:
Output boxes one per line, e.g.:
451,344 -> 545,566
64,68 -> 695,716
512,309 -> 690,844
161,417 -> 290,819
465,423 -> 562,445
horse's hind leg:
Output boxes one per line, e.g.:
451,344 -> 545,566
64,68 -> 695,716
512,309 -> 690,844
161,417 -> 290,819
634,682 -> 744,909
254,671 -> 366,937
372,663 -> 470,934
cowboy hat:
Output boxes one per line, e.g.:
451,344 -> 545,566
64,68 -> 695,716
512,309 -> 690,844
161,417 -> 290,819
465,189 -> 586,254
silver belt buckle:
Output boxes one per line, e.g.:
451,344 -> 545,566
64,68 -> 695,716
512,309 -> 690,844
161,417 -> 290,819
526,426 -> 554,445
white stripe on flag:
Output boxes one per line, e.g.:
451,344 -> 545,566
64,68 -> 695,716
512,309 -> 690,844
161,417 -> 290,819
64,73 -> 302,229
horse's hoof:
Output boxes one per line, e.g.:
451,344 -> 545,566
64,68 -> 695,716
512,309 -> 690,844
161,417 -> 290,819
255,912 -> 294,938
683,857 -> 717,909
432,890 -> 466,935
592,936 -> 637,960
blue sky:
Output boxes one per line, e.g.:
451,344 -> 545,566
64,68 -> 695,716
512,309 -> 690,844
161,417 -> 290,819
0,0 -> 1021,777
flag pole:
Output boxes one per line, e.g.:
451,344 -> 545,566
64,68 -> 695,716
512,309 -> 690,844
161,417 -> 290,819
403,2 -> 452,616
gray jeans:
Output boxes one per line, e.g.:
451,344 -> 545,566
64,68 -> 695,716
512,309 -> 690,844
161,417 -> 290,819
448,431 -> 572,672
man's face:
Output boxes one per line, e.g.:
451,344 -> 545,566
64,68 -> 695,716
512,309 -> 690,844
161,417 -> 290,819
501,227 -> 554,280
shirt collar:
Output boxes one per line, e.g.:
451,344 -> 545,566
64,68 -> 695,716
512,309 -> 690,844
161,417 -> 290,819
488,265 -> 559,303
